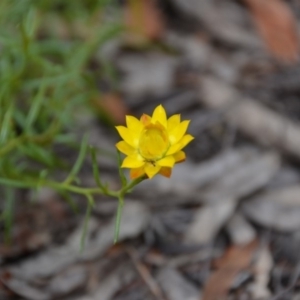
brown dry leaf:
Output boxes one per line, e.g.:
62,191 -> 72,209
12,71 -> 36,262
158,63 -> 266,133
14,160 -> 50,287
202,241 -> 258,300
244,0 -> 299,63
92,93 -> 128,124
124,0 -> 165,43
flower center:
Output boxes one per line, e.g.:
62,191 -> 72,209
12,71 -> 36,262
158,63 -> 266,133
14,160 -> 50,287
139,126 -> 169,160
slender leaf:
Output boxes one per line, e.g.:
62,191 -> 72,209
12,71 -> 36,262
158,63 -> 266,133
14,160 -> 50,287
114,196 -> 124,244
90,146 -> 105,191
0,178 -> 34,189
0,102 -> 14,145
63,134 -> 89,185
25,82 -> 46,132
80,194 -> 94,252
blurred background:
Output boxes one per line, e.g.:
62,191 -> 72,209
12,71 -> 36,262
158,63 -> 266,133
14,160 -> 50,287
1,0 -> 300,299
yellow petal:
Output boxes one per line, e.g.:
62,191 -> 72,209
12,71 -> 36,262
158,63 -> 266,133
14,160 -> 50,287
156,155 -> 175,167
152,105 -> 167,128
130,167 -> 145,179
144,163 -> 161,179
167,114 -> 180,132
159,167 -> 172,178
121,155 -> 145,168
166,143 -> 181,156
169,120 -> 190,144
116,141 -> 135,156
167,134 -> 194,155
140,114 -> 151,126
115,126 -> 139,148
174,151 -> 186,163
126,115 -> 143,133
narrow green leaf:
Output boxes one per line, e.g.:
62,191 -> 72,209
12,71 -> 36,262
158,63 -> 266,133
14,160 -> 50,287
80,194 -> 94,252
24,7 -> 38,39
30,169 -> 50,204
19,143 -> 56,167
0,177 -> 34,189
0,102 -> 14,145
25,82 -> 46,132
36,169 -> 49,188
90,146 -> 105,191
14,109 -> 27,129
63,134 -> 89,185
54,133 -> 77,144
69,22 -> 123,70
114,196 -> 124,244
24,72 -> 78,90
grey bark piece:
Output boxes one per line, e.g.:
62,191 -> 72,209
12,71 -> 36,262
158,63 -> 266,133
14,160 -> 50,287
208,52 -> 239,83
200,76 -> 300,160
172,0 -> 261,49
250,247 -> 272,299
192,148 -> 258,188
293,294 -> 300,300
201,151 -> 280,203
266,167 -> 300,190
117,53 -> 178,99
184,152 -> 278,244
242,186 -> 300,231
4,278 -> 49,300
226,213 -> 256,245
91,262 -> 136,300
185,199 -> 237,244
10,201 -> 150,279
48,266 -> 87,297
157,267 -> 199,300
165,32 -> 211,68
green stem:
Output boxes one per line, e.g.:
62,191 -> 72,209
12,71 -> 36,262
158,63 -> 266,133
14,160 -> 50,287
119,175 -> 145,197
81,204 -> 92,250
45,175 -> 145,198
0,175 -> 145,199
0,174 -> 146,245
114,195 -> 124,244
113,175 -> 145,243
44,181 -> 104,195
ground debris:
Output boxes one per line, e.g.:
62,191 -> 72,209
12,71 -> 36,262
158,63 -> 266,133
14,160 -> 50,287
7,201 -> 150,279
202,241 -> 258,300
156,267 -> 199,300
244,0 -> 299,63
199,76 -> 300,160
250,246 -> 273,299
185,199 -> 237,244
226,213 -> 256,246
3,0 -> 300,299
242,186 -> 300,231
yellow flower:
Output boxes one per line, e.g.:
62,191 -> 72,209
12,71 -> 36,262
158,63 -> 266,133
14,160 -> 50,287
115,105 -> 194,179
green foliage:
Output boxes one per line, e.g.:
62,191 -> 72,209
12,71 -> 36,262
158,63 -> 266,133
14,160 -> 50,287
0,0 -> 124,244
